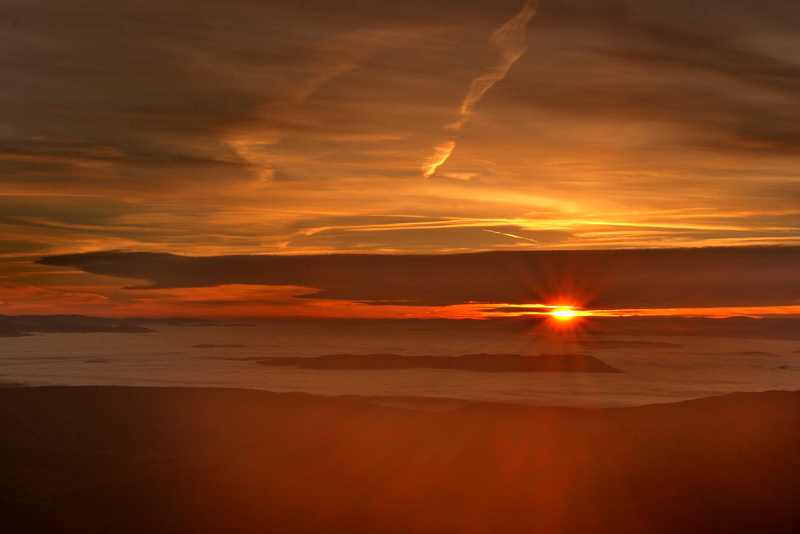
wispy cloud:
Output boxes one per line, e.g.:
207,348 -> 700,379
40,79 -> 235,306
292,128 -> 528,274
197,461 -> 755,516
481,228 -> 541,243
228,27 -> 433,183
422,0 -> 538,178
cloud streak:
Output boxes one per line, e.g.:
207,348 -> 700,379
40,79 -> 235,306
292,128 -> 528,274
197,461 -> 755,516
422,0 -> 537,178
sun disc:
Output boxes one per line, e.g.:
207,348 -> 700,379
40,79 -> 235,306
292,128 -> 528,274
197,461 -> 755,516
551,309 -> 577,319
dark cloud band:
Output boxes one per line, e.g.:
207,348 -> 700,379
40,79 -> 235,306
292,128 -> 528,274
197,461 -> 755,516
38,246 -> 800,310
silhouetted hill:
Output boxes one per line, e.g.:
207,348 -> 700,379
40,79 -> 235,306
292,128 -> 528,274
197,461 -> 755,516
192,343 -> 247,349
24,320 -> 154,334
0,315 -> 162,335
0,322 -> 30,338
257,353 -> 622,372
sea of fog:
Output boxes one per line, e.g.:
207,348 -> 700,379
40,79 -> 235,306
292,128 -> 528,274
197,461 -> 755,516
1,320 -> 799,408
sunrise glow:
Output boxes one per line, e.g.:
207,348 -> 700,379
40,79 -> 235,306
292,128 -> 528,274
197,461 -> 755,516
550,309 -> 577,320
2,3 -> 800,532
1,0 -> 798,321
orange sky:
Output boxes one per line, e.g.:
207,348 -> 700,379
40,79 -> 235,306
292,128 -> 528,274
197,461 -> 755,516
2,0 -> 800,318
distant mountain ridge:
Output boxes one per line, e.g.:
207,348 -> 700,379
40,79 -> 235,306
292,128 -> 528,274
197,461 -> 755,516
258,353 -> 622,373
0,315 -> 258,337
0,315 -> 157,336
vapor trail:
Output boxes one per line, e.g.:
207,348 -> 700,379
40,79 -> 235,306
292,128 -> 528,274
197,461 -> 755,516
422,0 -> 537,179
482,228 -> 540,243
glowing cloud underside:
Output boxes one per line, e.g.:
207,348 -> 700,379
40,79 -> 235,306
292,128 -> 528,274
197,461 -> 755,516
421,140 -> 456,180
422,0 -> 538,179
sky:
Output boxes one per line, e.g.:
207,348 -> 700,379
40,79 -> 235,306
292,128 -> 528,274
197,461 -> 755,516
2,0 -> 800,318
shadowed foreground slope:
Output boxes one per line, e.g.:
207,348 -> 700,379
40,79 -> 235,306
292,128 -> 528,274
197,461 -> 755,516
0,386 -> 798,534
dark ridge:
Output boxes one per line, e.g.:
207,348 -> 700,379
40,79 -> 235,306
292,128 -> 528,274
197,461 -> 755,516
0,324 -> 31,338
165,322 -> 256,327
581,316 -> 800,341
0,314 -> 252,332
21,322 -> 154,334
0,314 -> 210,326
258,353 -> 622,373
192,343 -> 247,349
111,324 -> 155,333
0,316 -> 154,335
570,340 -> 682,349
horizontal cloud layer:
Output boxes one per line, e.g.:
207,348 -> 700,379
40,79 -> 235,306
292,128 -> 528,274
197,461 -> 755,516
39,246 -> 800,310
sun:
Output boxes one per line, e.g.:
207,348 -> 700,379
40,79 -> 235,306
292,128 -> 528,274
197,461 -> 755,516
550,309 -> 577,320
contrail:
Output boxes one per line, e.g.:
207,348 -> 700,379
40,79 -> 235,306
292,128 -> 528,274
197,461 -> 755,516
482,228 -> 540,243
422,0 -> 537,179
